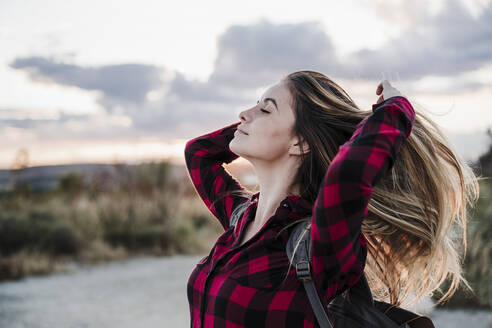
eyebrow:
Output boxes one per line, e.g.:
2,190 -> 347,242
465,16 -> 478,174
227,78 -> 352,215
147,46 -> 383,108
257,97 -> 278,111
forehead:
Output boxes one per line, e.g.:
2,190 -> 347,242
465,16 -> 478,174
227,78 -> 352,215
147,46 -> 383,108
261,82 -> 292,108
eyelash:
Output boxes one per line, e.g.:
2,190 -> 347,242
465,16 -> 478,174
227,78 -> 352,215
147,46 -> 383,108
257,101 -> 270,113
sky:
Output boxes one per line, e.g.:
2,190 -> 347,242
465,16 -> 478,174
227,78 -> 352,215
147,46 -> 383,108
1,0 -> 491,169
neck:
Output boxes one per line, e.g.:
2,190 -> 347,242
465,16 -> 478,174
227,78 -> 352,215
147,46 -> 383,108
249,155 -> 301,228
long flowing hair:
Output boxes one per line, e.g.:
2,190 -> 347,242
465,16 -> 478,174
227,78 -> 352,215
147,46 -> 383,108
216,70 -> 480,307
273,70 -> 480,307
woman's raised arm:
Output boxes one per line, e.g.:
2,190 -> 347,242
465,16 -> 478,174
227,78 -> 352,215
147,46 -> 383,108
184,121 -> 251,231
309,95 -> 415,304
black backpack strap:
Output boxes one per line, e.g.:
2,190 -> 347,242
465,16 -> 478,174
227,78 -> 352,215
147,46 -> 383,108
286,221 -> 333,328
374,301 -> 435,328
286,219 -> 436,328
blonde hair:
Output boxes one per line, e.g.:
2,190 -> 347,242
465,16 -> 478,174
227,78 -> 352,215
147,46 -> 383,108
276,70 -> 481,307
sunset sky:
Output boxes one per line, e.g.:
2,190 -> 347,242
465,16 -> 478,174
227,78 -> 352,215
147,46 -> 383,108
1,0 -> 491,169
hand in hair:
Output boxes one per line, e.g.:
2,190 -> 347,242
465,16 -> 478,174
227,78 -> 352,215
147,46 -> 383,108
376,80 -> 404,104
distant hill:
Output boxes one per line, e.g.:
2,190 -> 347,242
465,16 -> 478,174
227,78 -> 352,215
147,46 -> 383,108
0,160 -> 257,192
0,163 -> 182,192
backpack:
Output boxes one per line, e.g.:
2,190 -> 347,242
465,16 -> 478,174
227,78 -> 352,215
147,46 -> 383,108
230,202 -> 435,328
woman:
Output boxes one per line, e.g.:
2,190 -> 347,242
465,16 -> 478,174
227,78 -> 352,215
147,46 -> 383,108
184,71 -> 479,327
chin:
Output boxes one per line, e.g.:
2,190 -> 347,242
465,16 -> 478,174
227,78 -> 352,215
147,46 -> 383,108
230,140 -> 251,159
229,139 -> 242,155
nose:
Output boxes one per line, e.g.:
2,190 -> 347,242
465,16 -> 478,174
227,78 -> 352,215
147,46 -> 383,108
239,106 -> 253,122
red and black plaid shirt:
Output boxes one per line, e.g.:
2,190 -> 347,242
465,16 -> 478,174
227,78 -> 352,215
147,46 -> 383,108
184,96 -> 415,327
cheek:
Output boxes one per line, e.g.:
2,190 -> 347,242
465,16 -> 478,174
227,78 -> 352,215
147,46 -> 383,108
251,127 -> 291,158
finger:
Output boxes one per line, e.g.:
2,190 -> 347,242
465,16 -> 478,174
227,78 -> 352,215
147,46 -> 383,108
376,82 -> 383,95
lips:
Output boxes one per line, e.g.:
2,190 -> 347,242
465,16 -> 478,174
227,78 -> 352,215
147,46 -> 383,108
237,128 -> 249,135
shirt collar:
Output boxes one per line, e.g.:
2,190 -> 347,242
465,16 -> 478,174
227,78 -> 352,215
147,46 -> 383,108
251,191 -> 313,218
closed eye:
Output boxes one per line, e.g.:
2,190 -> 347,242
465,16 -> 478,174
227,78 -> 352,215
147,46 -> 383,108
257,100 -> 270,113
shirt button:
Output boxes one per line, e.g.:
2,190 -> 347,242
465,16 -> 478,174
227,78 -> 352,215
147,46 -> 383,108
282,203 -> 289,208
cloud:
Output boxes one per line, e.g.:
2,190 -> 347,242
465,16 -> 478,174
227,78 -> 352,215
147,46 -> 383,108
347,0 -> 492,82
0,110 -> 89,129
0,108 -> 133,142
362,0 -> 432,30
168,71 -> 250,104
10,56 -> 164,104
5,0 -> 492,145
208,19 -> 342,88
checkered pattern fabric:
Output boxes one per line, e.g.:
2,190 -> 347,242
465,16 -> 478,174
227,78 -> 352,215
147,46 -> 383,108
184,96 -> 415,327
